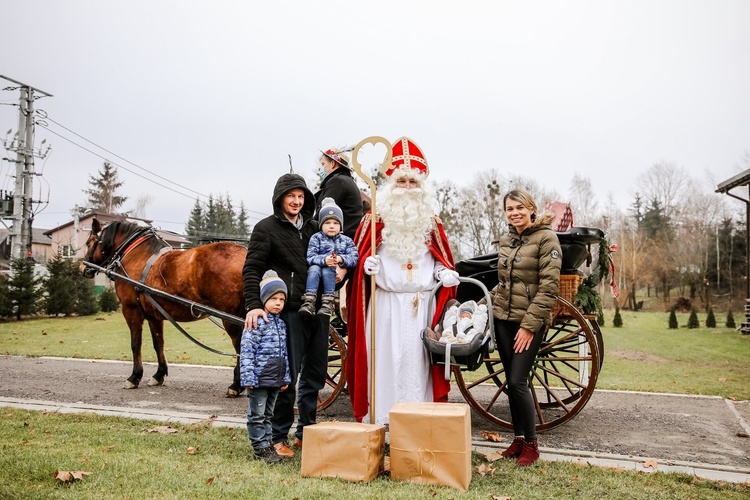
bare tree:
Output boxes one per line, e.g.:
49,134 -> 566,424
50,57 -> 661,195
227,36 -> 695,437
568,172 -> 599,226
635,161 -> 688,220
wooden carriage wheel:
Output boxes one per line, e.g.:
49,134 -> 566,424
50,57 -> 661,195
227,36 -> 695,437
453,296 -> 600,432
294,324 -> 347,413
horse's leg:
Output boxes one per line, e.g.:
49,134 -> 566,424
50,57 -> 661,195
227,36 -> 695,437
224,321 -> 244,397
123,306 -> 145,389
146,318 -> 169,386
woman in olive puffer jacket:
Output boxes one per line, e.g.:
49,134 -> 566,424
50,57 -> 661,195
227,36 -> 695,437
489,188 -> 561,467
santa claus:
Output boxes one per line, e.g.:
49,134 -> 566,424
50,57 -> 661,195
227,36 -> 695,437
345,137 -> 460,424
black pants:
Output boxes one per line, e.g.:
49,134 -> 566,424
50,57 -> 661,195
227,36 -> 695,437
494,319 -> 546,440
272,310 -> 329,443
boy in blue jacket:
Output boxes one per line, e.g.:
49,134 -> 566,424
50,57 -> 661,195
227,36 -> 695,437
240,270 -> 291,463
299,197 -> 359,317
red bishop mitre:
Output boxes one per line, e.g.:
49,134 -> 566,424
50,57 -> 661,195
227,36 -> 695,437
385,136 -> 429,178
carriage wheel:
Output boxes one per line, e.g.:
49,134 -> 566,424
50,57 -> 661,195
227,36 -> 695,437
453,297 -> 599,432
294,323 -> 347,414
590,318 -> 604,370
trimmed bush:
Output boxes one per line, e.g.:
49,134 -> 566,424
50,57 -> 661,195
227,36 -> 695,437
705,307 -> 716,328
596,311 -> 605,327
99,287 -> 120,312
613,306 -> 623,327
668,307 -> 678,329
687,308 -> 700,329
726,310 -> 736,329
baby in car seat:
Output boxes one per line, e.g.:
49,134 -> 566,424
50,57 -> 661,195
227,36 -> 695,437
440,300 -> 488,344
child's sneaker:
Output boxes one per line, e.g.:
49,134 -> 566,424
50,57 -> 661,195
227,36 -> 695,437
299,293 -> 316,317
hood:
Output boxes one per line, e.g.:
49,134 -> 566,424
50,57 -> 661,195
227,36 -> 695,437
272,173 -> 315,220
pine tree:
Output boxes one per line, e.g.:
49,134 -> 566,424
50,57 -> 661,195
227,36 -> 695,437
44,251 -> 77,315
83,162 -> 127,213
613,306 -> 623,327
0,273 -> 11,317
687,308 -> 700,329
668,307 -> 678,329
726,310 -> 736,329
235,201 -> 250,239
185,199 -> 205,246
705,307 -> 716,328
8,257 -> 43,320
73,272 -> 99,316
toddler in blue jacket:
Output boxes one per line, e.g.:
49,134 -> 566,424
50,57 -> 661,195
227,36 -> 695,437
240,270 -> 291,464
299,197 -> 358,317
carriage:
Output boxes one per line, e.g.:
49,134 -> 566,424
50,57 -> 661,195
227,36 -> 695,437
83,218 -> 608,433
319,225 -> 608,432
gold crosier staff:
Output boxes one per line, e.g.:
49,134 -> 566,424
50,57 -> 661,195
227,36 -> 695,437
351,136 -> 393,425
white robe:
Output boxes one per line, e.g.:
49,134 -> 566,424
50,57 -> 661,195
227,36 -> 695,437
364,244 -> 439,424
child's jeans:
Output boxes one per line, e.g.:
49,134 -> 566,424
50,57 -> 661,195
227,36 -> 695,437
305,264 -> 336,294
247,387 -> 280,450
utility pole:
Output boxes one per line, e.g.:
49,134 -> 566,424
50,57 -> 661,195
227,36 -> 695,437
1,75 -> 52,260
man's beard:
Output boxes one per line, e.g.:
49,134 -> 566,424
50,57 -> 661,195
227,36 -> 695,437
379,185 -> 434,261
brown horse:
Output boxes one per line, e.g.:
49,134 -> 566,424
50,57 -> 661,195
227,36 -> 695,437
81,218 -> 247,396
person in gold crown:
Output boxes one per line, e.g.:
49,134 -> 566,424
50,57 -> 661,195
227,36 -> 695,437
345,137 -> 459,425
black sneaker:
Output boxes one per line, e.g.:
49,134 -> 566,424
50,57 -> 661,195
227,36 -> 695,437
254,446 -> 283,464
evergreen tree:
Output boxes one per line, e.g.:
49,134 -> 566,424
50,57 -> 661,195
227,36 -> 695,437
687,308 -> 700,329
8,257 -> 43,320
83,162 -> 128,213
726,310 -> 736,329
99,286 -> 120,312
0,273 -> 11,317
668,307 -> 678,329
613,306 -> 623,327
705,307 -> 716,328
235,201 -> 250,239
44,252 -> 77,315
596,311 -> 605,327
185,199 -> 205,246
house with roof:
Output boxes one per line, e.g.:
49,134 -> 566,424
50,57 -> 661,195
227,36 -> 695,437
0,226 -> 53,275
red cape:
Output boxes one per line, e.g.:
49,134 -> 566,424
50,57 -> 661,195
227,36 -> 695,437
345,213 -> 457,422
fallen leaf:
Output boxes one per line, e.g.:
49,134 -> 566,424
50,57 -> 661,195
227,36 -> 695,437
81,457 -> 90,464
475,463 -> 495,476
682,373 -> 689,377
736,432 -> 749,438
569,476 -> 580,482
145,426 -> 178,434
59,340 -> 64,344
54,470 -> 92,483
42,331 -> 47,335
643,460 -> 658,469
225,477 -> 231,484
187,447 -> 196,455
102,445 -> 116,451
718,377 -> 727,382
481,430 -> 503,442
484,451 -> 503,462
206,477 -> 215,485
492,496 -> 512,500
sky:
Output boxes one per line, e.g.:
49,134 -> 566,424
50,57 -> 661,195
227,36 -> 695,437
1,0 -> 749,235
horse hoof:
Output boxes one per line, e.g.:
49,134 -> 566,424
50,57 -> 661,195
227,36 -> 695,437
147,377 -> 164,387
225,388 -> 242,398
124,380 -> 138,389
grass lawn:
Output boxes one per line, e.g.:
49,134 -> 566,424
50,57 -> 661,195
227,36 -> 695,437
597,309 -> 750,400
0,408 -> 747,500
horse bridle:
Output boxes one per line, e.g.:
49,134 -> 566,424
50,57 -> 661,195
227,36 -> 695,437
82,224 -> 156,278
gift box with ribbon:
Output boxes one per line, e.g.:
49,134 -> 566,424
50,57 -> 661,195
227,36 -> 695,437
300,421 -> 386,482
389,402 -> 472,491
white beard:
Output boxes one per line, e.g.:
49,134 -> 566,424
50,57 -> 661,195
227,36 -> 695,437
379,185 -> 435,262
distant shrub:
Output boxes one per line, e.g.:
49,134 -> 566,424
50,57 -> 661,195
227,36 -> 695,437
687,308 -> 700,329
726,310 -> 736,329
99,287 -> 120,313
613,306 -> 623,328
705,307 -> 716,328
673,297 -> 691,313
668,308 -> 678,329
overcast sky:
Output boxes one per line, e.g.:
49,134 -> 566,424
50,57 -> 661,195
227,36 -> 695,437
2,0 -> 749,234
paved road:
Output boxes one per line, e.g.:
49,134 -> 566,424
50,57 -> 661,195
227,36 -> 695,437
2,355 -> 749,477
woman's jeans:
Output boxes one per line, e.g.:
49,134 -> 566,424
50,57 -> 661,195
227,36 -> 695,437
494,319 -> 546,440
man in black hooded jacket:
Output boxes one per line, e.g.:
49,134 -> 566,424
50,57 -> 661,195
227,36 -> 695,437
243,173 -> 338,458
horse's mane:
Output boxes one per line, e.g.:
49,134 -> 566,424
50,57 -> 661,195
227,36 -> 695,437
100,221 -> 164,256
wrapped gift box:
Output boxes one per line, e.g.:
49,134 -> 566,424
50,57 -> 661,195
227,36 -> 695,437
300,421 -> 386,482
389,402 -> 472,491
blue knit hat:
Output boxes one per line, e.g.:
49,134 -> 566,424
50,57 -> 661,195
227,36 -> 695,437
319,197 -> 343,227
260,270 -> 287,305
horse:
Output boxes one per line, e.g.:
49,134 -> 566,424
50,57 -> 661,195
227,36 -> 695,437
80,218 -> 247,397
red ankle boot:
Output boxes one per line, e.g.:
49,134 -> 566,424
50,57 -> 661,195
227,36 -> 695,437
500,437 -> 525,459
516,439 -> 540,466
